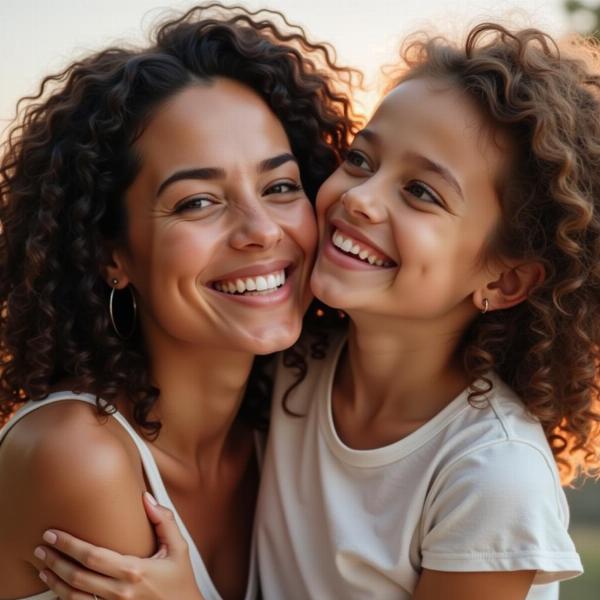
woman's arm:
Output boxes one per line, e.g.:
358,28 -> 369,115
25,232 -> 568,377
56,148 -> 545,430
0,401 -> 155,596
412,569 -> 536,600
36,493 -> 202,600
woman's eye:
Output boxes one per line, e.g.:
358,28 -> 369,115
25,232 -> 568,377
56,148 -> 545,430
265,181 -> 303,195
174,197 -> 216,213
404,182 -> 441,206
345,150 -> 371,171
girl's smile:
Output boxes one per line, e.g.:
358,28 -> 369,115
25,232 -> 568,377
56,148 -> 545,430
311,77 -> 510,322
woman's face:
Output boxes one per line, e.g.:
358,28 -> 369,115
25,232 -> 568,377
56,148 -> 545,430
311,77 -> 509,322
113,79 -> 317,355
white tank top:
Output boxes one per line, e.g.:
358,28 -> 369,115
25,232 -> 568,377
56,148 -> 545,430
0,392 -> 259,600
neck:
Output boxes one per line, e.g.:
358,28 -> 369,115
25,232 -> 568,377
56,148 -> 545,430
338,309 -> 472,424
135,331 -> 255,471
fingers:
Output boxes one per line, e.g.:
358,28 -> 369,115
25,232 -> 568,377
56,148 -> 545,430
36,545 -> 131,600
142,492 -> 188,557
38,530 -> 139,580
39,569 -> 94,600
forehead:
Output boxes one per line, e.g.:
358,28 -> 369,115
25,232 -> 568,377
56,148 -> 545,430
135,78 -> 292,169
369,77 -> 510,187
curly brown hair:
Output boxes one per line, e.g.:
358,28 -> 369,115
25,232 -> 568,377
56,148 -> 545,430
385,23 -> 600,484
0,3 -> 360,435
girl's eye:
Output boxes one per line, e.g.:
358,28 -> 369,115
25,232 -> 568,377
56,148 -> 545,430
265,181 -> 303,195
404,181 -> 442,206
173,197 -> 216,213
345,150 -> 372,171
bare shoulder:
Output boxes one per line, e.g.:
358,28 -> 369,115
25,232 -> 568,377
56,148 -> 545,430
0,400 -> 155,594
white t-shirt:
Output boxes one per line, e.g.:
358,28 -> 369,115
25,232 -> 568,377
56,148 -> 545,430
256,334 -> 582,600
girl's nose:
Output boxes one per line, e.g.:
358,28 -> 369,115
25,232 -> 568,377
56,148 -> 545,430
341,183 -> 386,223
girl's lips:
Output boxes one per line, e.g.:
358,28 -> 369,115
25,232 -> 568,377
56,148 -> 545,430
329,219 -> 396,264
322,233 -> 395,271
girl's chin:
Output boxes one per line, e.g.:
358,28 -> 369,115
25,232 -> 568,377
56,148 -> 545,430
310,274 -> 347,311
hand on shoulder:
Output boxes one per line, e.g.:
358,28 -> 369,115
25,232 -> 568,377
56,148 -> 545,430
0,399 -> 155,596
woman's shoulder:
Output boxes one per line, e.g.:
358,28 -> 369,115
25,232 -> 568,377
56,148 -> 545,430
0,396 -> 155,568
0,397 -> 140,482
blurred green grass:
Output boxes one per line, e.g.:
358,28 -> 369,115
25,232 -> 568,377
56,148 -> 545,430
561,480 -> 600,600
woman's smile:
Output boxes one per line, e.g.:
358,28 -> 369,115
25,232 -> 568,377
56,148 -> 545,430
117,79 -> 318,354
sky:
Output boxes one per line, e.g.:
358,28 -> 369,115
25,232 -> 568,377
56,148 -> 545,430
0,0 -> 576,133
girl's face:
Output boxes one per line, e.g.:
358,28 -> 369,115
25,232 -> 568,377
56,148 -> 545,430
311,77 -> 510,322
112,79 -> 317,355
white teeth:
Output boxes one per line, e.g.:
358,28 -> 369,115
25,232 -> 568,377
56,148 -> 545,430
215,269 -> 286,295
255,276 -> 267,291
332,228 -> 391,267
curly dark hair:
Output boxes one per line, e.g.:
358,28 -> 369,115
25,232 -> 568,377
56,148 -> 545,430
0,3 -> 360,435
383,23 -> 600,484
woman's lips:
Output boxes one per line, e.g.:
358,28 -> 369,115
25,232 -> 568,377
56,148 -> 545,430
207,261 -> 296,306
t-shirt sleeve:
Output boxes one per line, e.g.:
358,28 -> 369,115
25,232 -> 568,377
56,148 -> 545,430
420,440 -> 583,584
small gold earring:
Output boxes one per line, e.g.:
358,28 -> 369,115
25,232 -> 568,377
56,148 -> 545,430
481,298 -> 489,314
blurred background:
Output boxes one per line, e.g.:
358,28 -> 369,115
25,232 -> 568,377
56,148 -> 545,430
1,1 -> 599,597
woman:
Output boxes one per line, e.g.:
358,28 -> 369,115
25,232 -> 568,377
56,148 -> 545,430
32,20 -> 600,600
0,4 -> 357,599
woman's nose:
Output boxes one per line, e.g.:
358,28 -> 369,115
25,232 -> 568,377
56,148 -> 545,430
229,205 -> 284,251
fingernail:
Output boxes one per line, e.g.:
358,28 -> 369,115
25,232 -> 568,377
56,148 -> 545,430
42,530 -> 57,544
34,547 -> 46,560
39,571 -> 48,583
144,491 -> 158,506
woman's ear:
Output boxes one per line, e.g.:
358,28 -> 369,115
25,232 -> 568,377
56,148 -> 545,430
473,261 -> 545,313
102,245 -> 131,289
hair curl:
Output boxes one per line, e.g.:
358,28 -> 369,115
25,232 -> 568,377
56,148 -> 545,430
388,23 -> 600,484
0,3 -> 360,435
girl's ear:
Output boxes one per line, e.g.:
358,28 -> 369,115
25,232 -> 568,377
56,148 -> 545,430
473,261 -> 545,312
102,245 -> 131,289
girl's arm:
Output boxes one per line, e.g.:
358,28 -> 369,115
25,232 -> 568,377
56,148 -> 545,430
413,569 -> 536,600
36,493 -> 203,600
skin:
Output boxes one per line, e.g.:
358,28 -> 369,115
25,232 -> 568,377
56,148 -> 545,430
312,77 -> 540,598
0,78 -> 316,600
35,77 -> 544,599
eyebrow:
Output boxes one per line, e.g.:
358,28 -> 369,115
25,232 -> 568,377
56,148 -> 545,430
354,129 -> 464,204
156,152 -> 297,197
258,153 -> 297,173
405,152 -> 464,200
355,128 -> 379,145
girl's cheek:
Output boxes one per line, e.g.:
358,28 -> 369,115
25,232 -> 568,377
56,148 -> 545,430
292,201 -> 317,255
315,172 -> 342,216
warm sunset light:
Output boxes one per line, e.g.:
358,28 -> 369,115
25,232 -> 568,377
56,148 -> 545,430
0,0 -> 570,133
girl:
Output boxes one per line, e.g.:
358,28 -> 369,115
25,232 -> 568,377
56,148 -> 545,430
0,4 -> 356,600
35,22 -> 600,600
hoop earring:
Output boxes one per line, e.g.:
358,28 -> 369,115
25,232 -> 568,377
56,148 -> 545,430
481,298 -> 489,314
109,284 -> 137,340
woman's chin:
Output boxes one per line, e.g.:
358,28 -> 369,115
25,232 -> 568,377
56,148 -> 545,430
238,320 -> 303,355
